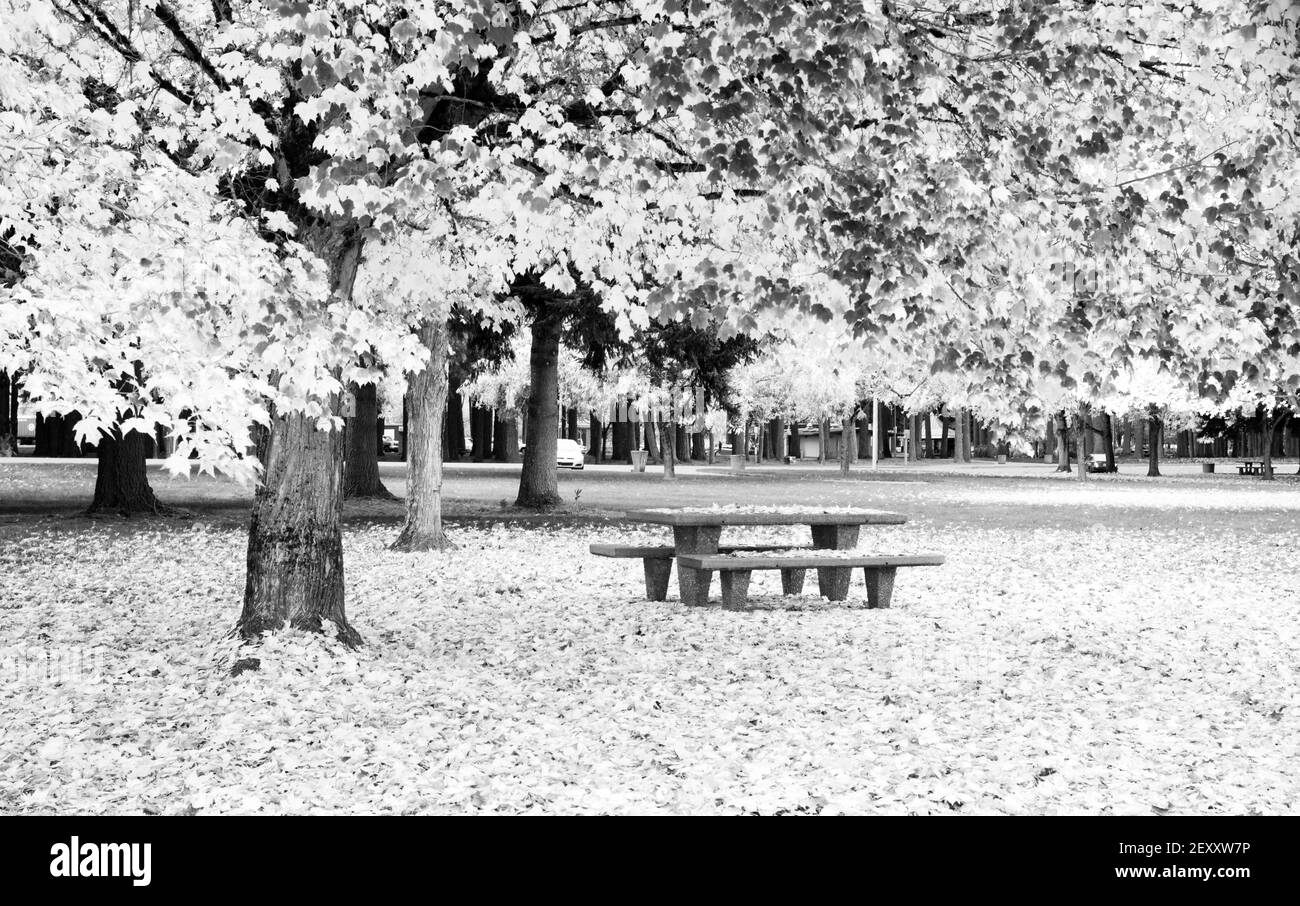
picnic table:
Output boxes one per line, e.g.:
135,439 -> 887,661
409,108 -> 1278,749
598,505 -> 940,607
1238,460 -> 1264,475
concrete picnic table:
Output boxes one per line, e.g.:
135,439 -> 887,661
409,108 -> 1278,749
624,506 -> 908,604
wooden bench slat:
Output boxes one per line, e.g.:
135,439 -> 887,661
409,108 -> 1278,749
678,553 -> 945,570
590,543 -> 814,559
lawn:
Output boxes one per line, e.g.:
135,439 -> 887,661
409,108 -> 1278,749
1,460 -> 1297,814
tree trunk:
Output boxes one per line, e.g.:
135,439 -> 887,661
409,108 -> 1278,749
1054,411 -> 1071,472
240,231 -> 364,647
839,410 -> 858,474
240,399 -> 355,645
444,376 -> 465,462
953,409 -> 966,463
818,417 -> 829,463
515,313 -> 563,508
589,412 -> 602,462
1147,408 -> 1162,477
788,422 -> 801,458
85,427 -> 176,516
922,411 -> 932,458
343,382 -> 395,499
1262,412 -> 1285,480
1102,411 -> 1117,472
676,422 -> 691,463
1075,405 -> 1089,481
644,412 -> 661,463
392,318 -> 451,552
659,417 -> 676,480
492,412 -> 509,462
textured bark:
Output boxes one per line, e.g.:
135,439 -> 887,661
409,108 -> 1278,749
393,318 -> 451,552
239,228 -> 361,647
839,411 -> 858,474
1262,413 -> 1285,480
492,412 -> 510,463
86,428 -> 177,516
1054,411 -> 1071,471
516,314 -> 563,508
444,377 -> 465,461
659,418 -> 676,480
240,403 -> 354,645
1076,405 -> 1089,481
343,382 -> 395,499
589,413 -> 602,462
788,423 -> 801,458
1102,411 -> 1117,471
644,413 -> 661,463
1145,408 -> 1161,476
818,417 -> 829,463
4,371 -> 17,454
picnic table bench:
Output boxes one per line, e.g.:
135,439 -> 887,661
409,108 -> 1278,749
593,506 -> 941,607
678,552 -> 944,608
1238,460 -> 1264,475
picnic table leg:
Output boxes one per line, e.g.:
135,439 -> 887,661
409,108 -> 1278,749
642,558 -> 672,601
780,568 -> 806,595
862,567 -> 897,609
719,570 -> 752,607
811,525 -> 857,602
673,525 -> 721,606
817,566 -> 852,601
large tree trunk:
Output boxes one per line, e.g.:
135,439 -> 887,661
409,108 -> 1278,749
1147,409 -> 1162,477
644,411 -> 661,463
839,410 -> 858,474
0,369 -> 8,441
86,427 -> 176,516
515,313 -> 562,508
343,382 -> 395,499
659,417 -> 676,480
444,376 -> 465,462
953,408 -> 967,463
1102,411 -> 1117,472
393,318 -> 451,552
492,412 -> 509,462
818,417 -> 829,463
1075,405 -> 1089,481
239,229 -> 361,648
1262,412 -> 1285,480
589,412 -> 602,462
1054,411 -> 1071,472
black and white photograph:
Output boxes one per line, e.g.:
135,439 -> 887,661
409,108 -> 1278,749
0,0 -> 1293,879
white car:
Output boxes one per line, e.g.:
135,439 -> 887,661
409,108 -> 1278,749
556,438 -> 586,469
518,438 -> 587,469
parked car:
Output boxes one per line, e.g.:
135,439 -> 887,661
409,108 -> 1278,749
518,438 -> 587,469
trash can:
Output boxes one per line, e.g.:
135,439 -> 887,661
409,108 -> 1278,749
631,450 -> 648,472
1201,462 -> 1215,473
997,454 -> 1008,464
729,454 -> 746,474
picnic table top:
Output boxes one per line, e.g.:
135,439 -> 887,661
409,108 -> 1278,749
625,505 -> 908,527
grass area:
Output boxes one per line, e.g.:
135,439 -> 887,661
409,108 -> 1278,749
1,461 -> 1297,814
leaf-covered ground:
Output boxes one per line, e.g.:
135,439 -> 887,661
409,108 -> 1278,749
1,469 -> 1298,814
